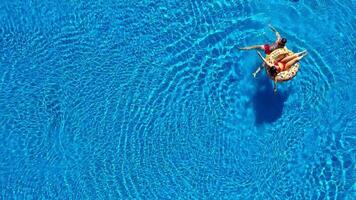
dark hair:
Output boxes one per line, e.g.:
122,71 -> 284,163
268,66 -> 278,77
278,38 -> 287,48
281,38 -> 287,44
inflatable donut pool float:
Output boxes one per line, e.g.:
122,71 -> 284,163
265,47 -> 300,82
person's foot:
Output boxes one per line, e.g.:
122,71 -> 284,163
297,50 -> 307,56
299,51 -> 308,59
300,50 -> 308,56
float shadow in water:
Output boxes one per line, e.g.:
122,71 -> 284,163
251,75 -> 289,125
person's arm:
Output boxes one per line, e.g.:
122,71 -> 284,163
273,79 -> 278,93
239,45 -> 264,51
269,24 -> 281,41
257,52 -> 273,67
252,65 -> 263,78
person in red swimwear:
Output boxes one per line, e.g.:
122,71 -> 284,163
239,24 -> 287,54
239,25 -> 287,78
257,50 -> 308,92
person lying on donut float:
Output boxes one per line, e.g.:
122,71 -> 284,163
239,24 -> 286,54
257,50 -> 307,93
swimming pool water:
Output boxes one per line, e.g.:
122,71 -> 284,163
0,0 -> 355,199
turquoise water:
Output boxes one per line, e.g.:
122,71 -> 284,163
0,0 -> 355,199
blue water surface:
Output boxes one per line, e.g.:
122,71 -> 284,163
0,0 -> 355,199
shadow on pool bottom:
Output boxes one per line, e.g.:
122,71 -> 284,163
251,76 -> 290,125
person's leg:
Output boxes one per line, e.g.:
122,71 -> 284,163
280,54 -> 298,63
239,45 -> 265,51
285,52 -> 308,69
285,57 -> 300,69
273,79 -> 278,93
275,52 -> 289,62
285,56 -> 304,69
279,50 -> 307,63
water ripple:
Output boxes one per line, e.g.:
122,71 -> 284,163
0,0 -> 355,199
